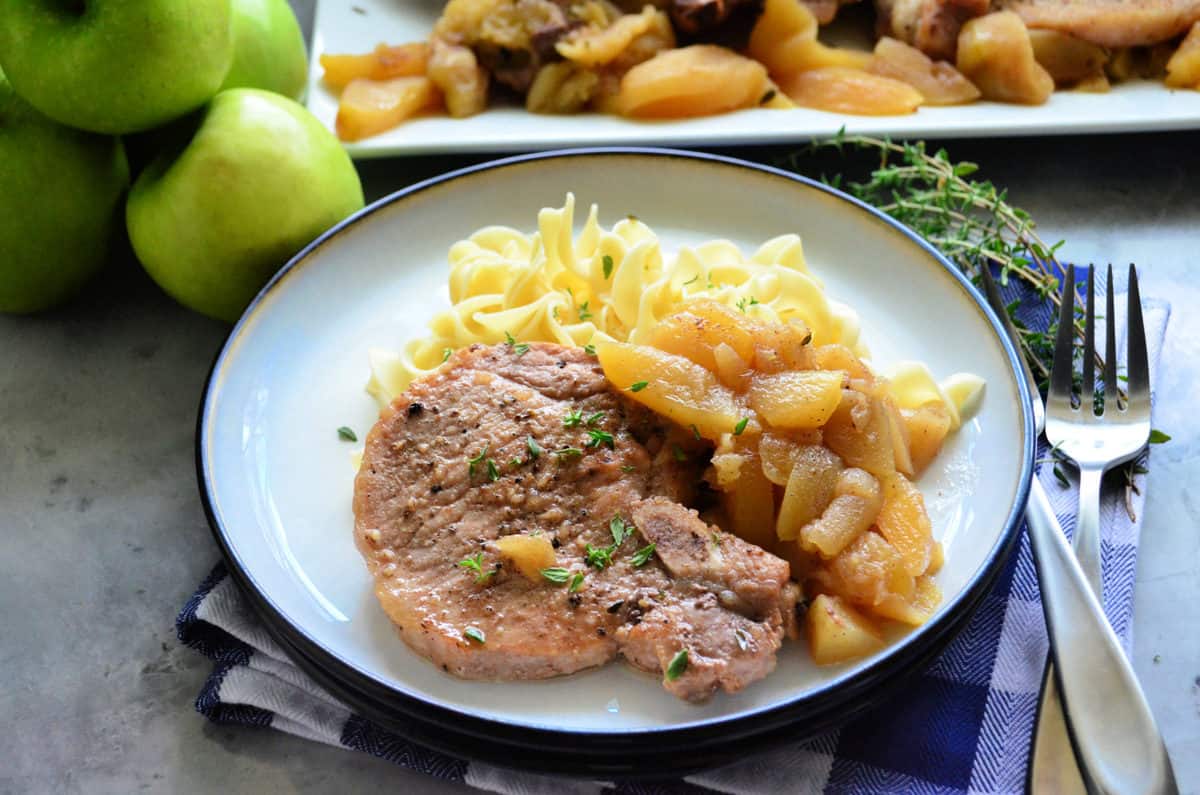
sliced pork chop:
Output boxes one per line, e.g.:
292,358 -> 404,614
353,342 -> 797,701
999,0 -> 1200,48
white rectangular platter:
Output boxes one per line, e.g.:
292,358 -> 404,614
309,0 -> 1200,159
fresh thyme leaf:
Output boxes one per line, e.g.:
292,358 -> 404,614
609,515 -> 634,546
631,543 -> 656,567
585,428 -> 615,449
602,254 -> 614,280
666,649 -> 689,680
1052,464 -> 1069,488
467,444 -> 490,477
486,459 -> 500,482
671,444 -> 687,462
578,301 -> 593,322
620,464 -> 638,473
585,544 -> 614,569
735,296 -> 760,313
464,626 -> 486,644
682,274 -> 699,286
442,347 -> 453,363
586,411 -> 605,427
504,331 -> 530,356
458,552 -> 495,584
563,408 -> 585,428
526,436 -> 542,460
552,446 -> 583,459
509,457 -> 522,468
1149,429 -> 1171,444
540,567 -> 571,584
629,381 -> 648,392
733,417 -> 749,436
336,426 -> 357,442
584,343 -> 597,356
689,424 -> 702,440
568,572 -> 585,592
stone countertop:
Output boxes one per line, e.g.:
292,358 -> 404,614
0,13 -> 1196,794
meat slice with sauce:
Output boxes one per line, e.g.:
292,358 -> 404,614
998,0 -> 1200,48
353,342 -> 798,701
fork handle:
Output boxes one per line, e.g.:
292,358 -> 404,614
1074,466 -> 1105,599
1030,465 -> 1107,793
1025,479 -> 1177,795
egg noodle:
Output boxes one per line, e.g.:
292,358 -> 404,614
367,195 -> 983,425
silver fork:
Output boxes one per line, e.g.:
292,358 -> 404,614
979,264 -> 1176,795
1045,264 -> 1152,600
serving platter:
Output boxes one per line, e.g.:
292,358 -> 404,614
308,0 -> 1200,159
197,148 -> 1034,775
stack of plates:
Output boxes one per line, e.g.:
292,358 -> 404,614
196,149 -> 1034,777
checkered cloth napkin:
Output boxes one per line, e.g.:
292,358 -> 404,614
178,275 -> 1170,794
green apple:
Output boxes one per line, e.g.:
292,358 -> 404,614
0,0 -> 233,134
0,68 -> 128,314
220,0 -> 309,100
127,89 -> 364,323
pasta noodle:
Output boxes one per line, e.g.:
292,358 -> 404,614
367,195 -> 984,423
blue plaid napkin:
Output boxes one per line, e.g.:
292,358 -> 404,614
178,275 -> 1169,794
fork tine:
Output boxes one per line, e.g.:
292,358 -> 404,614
1049,265 -> 1076,405
1083,266 -> 1096,411
1126,264 -> 1150,403
1104,265 -> 1119,403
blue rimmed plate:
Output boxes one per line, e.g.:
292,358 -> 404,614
196,148 -> 1034,776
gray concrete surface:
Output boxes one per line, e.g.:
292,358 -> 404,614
0,2 -> 1196,792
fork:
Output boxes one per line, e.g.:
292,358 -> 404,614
979,264 -> 1176,795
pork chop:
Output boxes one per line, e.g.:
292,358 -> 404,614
353,342 -> 798,701
999,0 -> 1200,48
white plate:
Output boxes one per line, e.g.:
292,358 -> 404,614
307,0 -> 1200,159
199,149 -> 1032,738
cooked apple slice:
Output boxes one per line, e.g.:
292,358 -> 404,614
596,342 -> 747,440
875,474 -> 934,576
618,45 -> 768,118
749,370 -> 845,430
776,444 -> 843,540
321,43 -> 429,90
806,594 -> 885,665
780,67 -> 923,116
868,37 -> 981,105
496,534 -> 557,582
335,76 -> 440,142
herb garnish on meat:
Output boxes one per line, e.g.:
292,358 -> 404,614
666,649 -> 689,680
